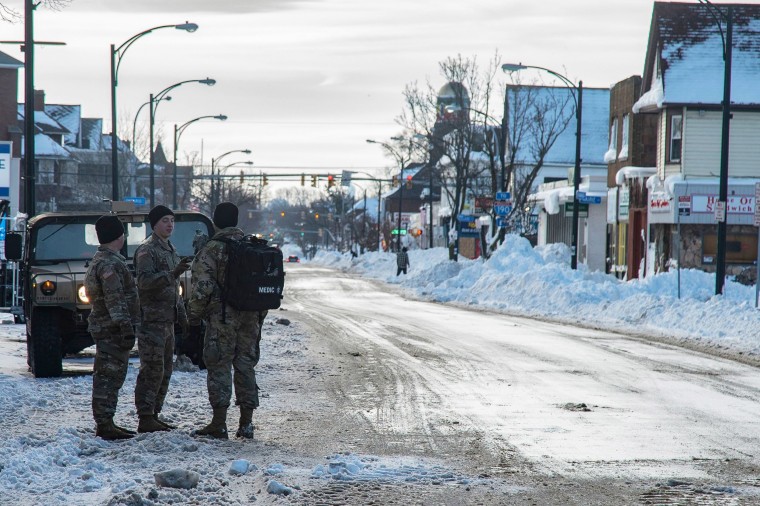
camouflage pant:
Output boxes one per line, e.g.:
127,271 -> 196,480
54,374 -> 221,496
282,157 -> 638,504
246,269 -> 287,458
134,321 -> 175,416
203,312 -> 262,410
92,327 -> 135,424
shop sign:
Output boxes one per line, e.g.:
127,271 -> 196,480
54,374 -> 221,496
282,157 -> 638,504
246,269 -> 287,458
619,188 -> 629,220
692,195 -> 755,215
650,192 -> 672,213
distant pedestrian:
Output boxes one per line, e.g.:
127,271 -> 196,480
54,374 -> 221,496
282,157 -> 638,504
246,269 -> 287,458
396,246 -> 410,276
188,202 -> 267,440
133,205 -> 191,433
84,215 -> 140,440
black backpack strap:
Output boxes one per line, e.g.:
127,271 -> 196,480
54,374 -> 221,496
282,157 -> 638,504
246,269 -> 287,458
210,237 -> 234,323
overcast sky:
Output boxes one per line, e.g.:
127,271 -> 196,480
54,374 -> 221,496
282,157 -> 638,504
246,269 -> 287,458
2,0 -> 723,187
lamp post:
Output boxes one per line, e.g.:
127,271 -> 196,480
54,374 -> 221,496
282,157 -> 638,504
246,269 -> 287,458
129,95 -> 171,198
349,171 -> 386,252
110,22 -> 198,202
210,149 -> 252,210
218,160 -> 254,201
503,63 -> 583,269
366,138 -> 410,252
173,114 -> 227,207
697,0 -> 732,295
148,78 -> 216,208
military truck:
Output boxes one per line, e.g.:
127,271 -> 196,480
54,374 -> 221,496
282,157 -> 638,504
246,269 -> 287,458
5,204 -> 214,378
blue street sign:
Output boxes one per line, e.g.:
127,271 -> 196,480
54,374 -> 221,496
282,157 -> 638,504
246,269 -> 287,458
458,214 -> 476,223
494,205 -> 512,216
496,217 -> 508,228
496,191 -> 511,201
576,191 -> 601,204
125,197 -> 147,206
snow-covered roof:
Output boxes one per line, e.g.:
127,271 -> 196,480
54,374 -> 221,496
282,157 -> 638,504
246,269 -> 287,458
640,3 -> 760,109
21,134 -> 70,158
507,85 -> 610,166
45,104 -> 81,147
0,50 -> 23,69
17,106 -> 70,135
615,166 -> 657,185
80,118 -> 103,150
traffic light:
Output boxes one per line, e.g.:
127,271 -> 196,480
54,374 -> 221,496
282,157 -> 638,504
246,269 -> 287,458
405,175 -> 413,189
327,174 -> 335,188
301,173 -> 306,186
392,175 -> 399,187
311,175 -> 318,187
262,175 -> 269,186
239,171 -> 244,184
315,213 -> 319,220
280,211 -> 285,217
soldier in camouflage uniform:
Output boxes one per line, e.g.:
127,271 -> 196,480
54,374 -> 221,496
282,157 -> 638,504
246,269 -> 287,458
133,205 -> 191,433
188,202 -> 266,439
84,215 -> 140,440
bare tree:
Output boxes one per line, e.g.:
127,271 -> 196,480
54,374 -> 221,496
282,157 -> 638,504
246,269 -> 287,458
1,0 -> 71,22
397,53 -> 504,259
503,76 -> 574,232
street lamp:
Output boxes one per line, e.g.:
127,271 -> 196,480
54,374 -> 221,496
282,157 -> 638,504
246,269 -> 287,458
503,63 -> 583,270
366,138 -> 410,251
148,77 -> 216,207
133,95 -> 172,158
697,0 -> 732,295
210,149 -> 252,210
349,170 -> 386,252
173,114 -> 227,207
110,22 -> 198,201
217,161 -> 254,201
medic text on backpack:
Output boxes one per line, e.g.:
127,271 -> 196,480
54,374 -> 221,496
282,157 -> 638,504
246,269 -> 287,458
215,235 -> 285,311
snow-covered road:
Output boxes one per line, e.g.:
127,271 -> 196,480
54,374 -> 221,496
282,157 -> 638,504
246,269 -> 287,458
1,263 -> 759,505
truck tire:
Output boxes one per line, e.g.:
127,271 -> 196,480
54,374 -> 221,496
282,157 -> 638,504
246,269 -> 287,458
28,308 -> 63,378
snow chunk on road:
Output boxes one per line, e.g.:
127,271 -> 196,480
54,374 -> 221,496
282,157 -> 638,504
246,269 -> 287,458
154,468 -> 200,489
266,479 -> 293,495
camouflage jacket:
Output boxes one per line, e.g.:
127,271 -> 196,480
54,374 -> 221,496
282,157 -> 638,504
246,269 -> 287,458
134,233 -> 187,323
189,226 -> 266,325
84,246 -> 140,333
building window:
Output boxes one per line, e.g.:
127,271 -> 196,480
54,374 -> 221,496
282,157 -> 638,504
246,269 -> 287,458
618,114 -> 629,161
669,115 -> 682,162
604,117 -> 618,163
702,233 -> 757,264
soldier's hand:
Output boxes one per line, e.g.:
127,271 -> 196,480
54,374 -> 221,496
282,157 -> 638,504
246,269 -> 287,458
172,257 -> 192,279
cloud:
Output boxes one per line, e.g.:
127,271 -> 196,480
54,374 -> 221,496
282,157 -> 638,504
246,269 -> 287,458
67,0 -> 315,14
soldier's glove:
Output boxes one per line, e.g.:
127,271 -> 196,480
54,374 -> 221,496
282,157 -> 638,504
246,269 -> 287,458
172,257 -> 192,279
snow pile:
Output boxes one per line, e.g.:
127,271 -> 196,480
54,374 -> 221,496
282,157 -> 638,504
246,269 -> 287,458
312,235 -> 760,356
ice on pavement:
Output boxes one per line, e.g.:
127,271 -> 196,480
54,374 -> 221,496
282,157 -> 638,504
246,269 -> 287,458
312,235 -> 760,357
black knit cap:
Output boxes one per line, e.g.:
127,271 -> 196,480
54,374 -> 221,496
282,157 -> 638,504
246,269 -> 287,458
213,202 -> 238,228
148,204 -> 175,228
95,215 -> 124,244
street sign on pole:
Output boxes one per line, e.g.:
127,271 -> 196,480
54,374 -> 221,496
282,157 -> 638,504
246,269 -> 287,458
576,191 -> 602,205
124,196 -> 146,206
495,191 -> 511,201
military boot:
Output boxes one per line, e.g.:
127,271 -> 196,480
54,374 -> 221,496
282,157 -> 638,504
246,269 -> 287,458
236,407 -> 254,439
196,408 -> 228,439
154,413 -> 176,430
138,414 -> 170,433
96,420 -> 134,441
114,423 -> 136,435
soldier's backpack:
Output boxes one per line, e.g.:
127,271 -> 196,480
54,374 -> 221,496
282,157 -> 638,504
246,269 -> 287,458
215,235 -> 285,313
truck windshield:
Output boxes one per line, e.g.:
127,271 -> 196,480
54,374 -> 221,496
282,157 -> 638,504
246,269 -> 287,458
33,217 -> 211,261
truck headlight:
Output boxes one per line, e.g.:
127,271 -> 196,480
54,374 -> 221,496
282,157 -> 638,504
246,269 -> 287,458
40,280 -> 56,296
178,282 -> 184,297
78,285 -> 89,304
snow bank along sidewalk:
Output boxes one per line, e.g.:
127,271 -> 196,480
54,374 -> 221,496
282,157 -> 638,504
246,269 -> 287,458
311,235 -> 760,358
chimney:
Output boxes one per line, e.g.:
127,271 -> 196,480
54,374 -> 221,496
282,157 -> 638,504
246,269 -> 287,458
34,89 -> 45,111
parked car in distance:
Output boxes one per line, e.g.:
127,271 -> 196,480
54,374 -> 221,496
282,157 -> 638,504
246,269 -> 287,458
287,255 -> 300,263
